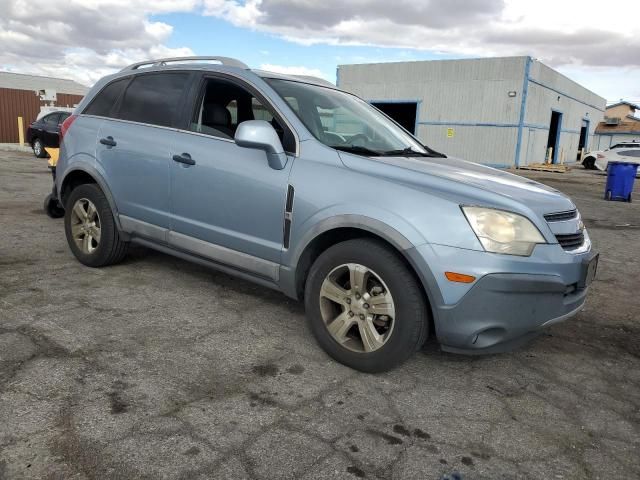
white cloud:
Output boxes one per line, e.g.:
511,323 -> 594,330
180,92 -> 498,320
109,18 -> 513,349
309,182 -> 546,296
0,0 -> 196,85
203,0 -> 640,69
1,0 -> 639,101
201,0 -> 640,100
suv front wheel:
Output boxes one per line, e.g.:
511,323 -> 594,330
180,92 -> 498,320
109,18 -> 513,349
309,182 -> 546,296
304,238 -> 429,372
64,184 -> 128,267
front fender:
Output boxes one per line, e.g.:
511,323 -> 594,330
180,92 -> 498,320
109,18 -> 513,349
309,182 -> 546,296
279,209 -> 443,323
286,212 -> 419,269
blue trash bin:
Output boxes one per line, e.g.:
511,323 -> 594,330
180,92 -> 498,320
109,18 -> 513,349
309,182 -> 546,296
604,162 -> 638,202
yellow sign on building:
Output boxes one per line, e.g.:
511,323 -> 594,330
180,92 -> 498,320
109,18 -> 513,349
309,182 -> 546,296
447,128 -> 454,138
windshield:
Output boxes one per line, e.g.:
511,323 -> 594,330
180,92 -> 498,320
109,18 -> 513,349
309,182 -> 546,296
265,78 -> 442,157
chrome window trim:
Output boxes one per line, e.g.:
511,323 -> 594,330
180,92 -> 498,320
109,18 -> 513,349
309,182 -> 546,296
80,68 -> 301,157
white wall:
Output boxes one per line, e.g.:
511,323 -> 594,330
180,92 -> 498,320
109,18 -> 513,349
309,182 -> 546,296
593,134 -> 640,150
338,57 -> 606,168
338,57 -> 526,166
520,61 -> 605,165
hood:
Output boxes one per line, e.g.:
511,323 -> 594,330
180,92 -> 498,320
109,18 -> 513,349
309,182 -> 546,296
339,153 -> 576,216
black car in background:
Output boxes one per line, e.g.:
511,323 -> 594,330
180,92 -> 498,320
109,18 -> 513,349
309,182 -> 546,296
26,111 -> 71,158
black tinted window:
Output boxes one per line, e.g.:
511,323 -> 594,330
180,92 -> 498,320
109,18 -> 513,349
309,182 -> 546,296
44,114 -> 59,124
619,149 -> 640,158
117,73 -> 188,127
84,78 -> 129,117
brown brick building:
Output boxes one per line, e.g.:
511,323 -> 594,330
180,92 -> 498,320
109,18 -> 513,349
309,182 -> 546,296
0,71 -> 87,143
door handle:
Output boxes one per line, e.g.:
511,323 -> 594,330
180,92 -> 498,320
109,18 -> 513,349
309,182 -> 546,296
99,136 -> 117,147
172,153 -> 196,166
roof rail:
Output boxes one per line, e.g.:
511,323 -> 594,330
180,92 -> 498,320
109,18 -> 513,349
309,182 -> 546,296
121,56 -> 249,71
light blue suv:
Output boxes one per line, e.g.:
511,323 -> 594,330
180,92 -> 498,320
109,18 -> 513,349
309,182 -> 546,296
56,56 -> 598,372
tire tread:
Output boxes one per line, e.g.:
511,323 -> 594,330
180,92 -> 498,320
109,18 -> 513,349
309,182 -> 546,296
64,184 -> 128,267
305,238 -> 430,372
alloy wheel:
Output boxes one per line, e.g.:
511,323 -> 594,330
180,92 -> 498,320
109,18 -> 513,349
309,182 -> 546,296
319,263 -> 395,353
70,198 -> 101,254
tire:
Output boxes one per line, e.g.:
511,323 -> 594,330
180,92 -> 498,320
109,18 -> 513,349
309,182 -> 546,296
33,138 -> 47,158
583,156 -> 596,170
64,184 -> 128,267
44,193 -> 65,218
304,238 -> 429,373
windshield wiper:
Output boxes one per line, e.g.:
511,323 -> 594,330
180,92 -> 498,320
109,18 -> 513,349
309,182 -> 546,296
332,145 -> 382,156
380,147 -> 438,157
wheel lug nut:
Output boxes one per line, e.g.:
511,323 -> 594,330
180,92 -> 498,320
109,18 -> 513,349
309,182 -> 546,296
363,303 -> 369,309
355,293 -> 361,300
346,298 -> 351,304
348,311 -> 354,317
359,314 -> 365,320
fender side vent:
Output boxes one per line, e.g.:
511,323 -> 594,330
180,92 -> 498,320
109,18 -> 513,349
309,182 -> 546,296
283,185 -> 294,249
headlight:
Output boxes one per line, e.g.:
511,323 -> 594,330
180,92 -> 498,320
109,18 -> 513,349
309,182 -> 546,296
462,206 -> 546,256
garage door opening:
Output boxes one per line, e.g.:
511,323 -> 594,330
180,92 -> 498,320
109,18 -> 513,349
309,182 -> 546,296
370,102 -> 418,134
577,119 -> 589,161
546,110 -> 563,164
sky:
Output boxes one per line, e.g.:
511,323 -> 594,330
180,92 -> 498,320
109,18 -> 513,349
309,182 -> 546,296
1,0 -> 639,104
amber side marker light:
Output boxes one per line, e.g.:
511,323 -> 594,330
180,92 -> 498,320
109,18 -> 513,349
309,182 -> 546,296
445,272 -> 476,283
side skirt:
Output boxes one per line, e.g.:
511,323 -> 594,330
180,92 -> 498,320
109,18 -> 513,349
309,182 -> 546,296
131,237 -> 282,293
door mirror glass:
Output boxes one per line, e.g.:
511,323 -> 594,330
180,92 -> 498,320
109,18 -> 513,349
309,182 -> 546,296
234,120 -> 287,170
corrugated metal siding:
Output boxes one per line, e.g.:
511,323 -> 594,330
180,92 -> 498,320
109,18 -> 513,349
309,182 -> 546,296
339,57 -> 526,165
594,133 -> 640,150
0,87 -> 84,143
521,61 -> 605,165
418,124 -> 517,166
338,57 -> 607,167
0,72 -> 88,96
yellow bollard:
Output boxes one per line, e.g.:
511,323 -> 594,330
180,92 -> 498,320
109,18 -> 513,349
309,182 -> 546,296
17,116 -> 25,146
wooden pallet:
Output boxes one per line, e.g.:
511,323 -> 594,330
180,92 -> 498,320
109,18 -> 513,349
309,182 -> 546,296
518,163 -> 570,173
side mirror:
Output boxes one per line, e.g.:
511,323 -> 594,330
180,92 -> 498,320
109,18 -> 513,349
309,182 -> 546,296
234,120 -> 288,170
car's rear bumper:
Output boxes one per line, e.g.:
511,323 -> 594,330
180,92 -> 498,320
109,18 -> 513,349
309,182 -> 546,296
407,242 -> 597,354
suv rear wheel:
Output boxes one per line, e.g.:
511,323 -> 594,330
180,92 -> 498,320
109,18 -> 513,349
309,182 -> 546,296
64,184 -> 128,267
304,238 -> 429,372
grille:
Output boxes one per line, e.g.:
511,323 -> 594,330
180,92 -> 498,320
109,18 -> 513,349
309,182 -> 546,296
555,232 -> 585,250
544,210 -> 578,222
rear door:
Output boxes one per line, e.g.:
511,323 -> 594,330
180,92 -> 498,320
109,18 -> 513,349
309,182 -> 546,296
94,72 -> 192,241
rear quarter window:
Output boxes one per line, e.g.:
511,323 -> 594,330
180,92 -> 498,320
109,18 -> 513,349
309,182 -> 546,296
84,78 -> 129,117
116,73 -> 189,128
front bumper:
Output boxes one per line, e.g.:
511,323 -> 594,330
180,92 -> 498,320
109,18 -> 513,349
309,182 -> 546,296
407,242 -> 597,354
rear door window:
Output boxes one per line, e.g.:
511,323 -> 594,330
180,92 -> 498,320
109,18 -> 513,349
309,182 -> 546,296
116,73 -> 189,128
44,113 -> 60,125
618,149 -> 640,158
84,78 -> 129,117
